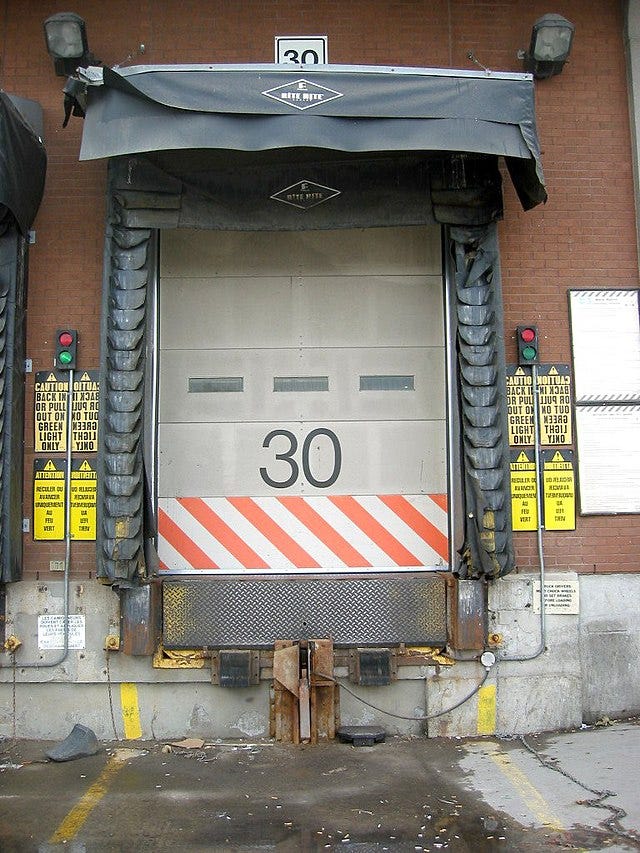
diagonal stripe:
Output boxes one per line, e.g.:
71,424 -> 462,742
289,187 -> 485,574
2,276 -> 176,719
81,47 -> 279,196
179,497 -> 269,569
304,497 -> 392,566
158,518 -> 194,572
167,499 -> 244,568
379,494 -> 449,561
228,497 -> 320,568
158,507 -> 218,569
429,493 -> 448,513
254,497 -> 347,568
329,495 -> 421,565
357,495 -> 443,565
280,496 -> 372,567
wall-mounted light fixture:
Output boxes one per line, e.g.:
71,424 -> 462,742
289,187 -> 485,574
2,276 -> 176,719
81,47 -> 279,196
43,12 -> 96,77
522,13 -> 575,80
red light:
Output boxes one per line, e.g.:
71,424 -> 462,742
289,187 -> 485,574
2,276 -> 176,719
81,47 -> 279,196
58,331 -> 73,347
520,327 -> 536,343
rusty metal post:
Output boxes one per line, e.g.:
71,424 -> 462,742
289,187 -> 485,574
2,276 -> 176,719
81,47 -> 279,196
272,638 -> 338,743
120,582 -> 161,656
447,575 -> 487,652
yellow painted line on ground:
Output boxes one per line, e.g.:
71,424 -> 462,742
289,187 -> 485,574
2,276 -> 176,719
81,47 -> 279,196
49,757 -> 124,843
120,682 -> 143,739
482,742 -> 565,831
477,684 -> 496,735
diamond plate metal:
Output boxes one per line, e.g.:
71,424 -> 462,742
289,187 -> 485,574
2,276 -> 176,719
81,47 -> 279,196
162,574 -> 447,648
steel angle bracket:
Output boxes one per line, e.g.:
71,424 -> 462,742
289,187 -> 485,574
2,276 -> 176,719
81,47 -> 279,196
152,643 -> 207,668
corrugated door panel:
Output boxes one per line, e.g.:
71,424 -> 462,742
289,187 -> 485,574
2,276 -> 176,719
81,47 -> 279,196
158,226 -> 447,573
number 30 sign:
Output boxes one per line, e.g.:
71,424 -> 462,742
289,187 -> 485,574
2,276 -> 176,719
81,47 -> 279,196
275,37 -> 328,65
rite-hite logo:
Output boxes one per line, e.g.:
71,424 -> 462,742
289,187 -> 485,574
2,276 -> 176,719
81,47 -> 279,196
271,180 -> 341,210
262,79 -> 344,110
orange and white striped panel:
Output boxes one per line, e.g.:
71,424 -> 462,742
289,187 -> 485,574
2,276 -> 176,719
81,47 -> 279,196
158,494 -> 449,573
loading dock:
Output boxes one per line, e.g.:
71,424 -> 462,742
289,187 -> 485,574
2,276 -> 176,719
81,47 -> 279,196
6,60 -> 547,733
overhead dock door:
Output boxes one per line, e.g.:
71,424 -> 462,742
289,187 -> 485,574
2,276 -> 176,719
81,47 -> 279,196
157,226 -> 449,576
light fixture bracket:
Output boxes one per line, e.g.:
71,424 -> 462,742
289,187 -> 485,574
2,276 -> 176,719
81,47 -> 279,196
523,13 -> 575,80
43,12 -> 98,77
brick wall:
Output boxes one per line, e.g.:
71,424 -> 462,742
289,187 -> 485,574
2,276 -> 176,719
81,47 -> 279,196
0,0 -> 635,578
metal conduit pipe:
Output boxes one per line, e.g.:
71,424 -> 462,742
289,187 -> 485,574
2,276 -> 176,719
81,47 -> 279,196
500,361 -> 547,662
11,368 -> 74,669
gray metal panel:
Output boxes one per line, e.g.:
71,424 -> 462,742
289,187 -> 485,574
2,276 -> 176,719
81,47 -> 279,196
158,227 -> 447,500
158,420 -> 446,496
160,275 -> 443,350
162,573 -> 447,648
159,347 -> 445,424
160,226 -> 441,278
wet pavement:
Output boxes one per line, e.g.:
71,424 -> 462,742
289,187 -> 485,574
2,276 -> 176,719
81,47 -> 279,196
1,720 -> 639,852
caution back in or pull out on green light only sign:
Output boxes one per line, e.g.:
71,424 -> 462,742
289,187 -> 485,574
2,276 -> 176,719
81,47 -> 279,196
506,364 -> 572,447
34,370 -> 99,453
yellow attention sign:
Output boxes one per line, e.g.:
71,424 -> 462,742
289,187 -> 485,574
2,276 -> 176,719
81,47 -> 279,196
510,450 -> 538,531
506,368 -> 534,446
33,459 -> 65,540
538,366 -> 572,446
34,372 -> 68,453
542,450 -> 576,531
70,459 -> 97,540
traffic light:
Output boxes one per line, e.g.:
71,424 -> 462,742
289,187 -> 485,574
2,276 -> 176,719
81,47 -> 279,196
55,328 -> 77,370
517,325 -> 539,366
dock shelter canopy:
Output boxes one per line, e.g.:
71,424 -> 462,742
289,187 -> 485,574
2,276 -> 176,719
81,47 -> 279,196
77,64 -> 546,211
86,64 -> 544,584
0,93 -> 46,235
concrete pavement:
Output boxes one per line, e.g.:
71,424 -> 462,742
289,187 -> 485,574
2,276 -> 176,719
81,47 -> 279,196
0,719 -> 639,851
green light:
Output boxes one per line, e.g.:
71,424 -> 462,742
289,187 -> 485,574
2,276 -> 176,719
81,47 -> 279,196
522,345 -> 537,361
58,350 -> 73,365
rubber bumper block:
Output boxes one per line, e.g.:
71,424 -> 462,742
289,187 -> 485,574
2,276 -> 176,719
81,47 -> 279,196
46,724 -> 101,761
337,725 -> 386,747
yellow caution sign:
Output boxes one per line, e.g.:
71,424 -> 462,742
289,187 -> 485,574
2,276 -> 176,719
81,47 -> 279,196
33,459 -> 65,540
507,364 -> 573,447
506,367 -> 534,446
34,372 -> 68,453
72,373 -> 99,453
510,449 -> 538,531
34,370 -> 99,454
542,450 -> 576,531
70,459 -> 97,540
538,365 -> 572,446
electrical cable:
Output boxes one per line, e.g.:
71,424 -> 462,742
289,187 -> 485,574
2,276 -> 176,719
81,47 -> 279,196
519,734 -> 638,846
315,666 -> 490,721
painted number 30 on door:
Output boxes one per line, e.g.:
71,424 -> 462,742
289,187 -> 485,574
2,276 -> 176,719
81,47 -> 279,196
260,428 -> 342,489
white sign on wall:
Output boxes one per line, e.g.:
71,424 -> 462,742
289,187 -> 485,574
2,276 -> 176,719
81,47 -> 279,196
569,289 -> 640,514
533,579 -> 580,615
37,614 -> 86,650
275,36 -> 328,65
